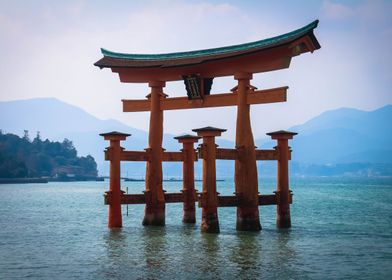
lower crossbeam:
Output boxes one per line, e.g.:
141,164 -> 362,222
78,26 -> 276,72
104,192 -> 293,206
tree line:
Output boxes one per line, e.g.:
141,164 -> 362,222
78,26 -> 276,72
0,130 -> 97,179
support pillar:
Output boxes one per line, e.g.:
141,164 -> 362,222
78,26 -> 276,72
100,131 -> 130,228
193,126 -> 226,233
174,134 -> 201,223
267,130 -> 297,228
233,72 -> 261,231
143,81 -> 166,226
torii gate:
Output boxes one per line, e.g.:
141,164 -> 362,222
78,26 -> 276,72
95,20 -> 320,231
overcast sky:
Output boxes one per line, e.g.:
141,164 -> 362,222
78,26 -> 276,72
0,0 -> 391,140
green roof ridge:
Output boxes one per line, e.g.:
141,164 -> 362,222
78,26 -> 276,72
101,20 -> 318,61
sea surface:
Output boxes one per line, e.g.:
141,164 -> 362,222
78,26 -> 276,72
0,177 -> 391,279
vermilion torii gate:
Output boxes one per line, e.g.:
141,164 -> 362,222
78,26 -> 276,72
95,20 -> 320,232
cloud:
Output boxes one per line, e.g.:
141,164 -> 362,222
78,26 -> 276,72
322,1 -> 354,20
322,0 -> 392,24
0,12 -> 24,39
103,1 -> 249,53
358,0 -> 392,23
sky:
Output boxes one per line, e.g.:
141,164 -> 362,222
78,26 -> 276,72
0,0 -> 391,140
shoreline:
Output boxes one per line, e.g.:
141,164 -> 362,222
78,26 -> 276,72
0,177 -> 105,184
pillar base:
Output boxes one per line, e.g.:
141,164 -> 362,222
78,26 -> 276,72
201,212 -> 220,233
277,210 -> 291,228
183,211 -> 196,224
236,206 -> 261,231
108,205 -> 122,228
108,220 -> 122,228
143,206 -> 165,226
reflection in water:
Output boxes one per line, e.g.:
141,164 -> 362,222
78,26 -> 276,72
200,233 -> 222,279
180,223 -> 197,236
229,232 -> 262,278
99,220 -> 298,279
178,223 -> 201,277
102,229 -> 128,279
142,226 -> 168,278
272,229 -> 299,279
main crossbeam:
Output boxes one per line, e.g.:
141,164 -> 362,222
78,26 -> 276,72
122,86 -> 288,112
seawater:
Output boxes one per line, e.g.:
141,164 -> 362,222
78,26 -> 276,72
0,178 -> 391,279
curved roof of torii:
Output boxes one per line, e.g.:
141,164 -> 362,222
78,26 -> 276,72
94,20 -> 320,83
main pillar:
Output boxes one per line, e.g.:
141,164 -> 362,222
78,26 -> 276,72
100,131 -> 130,228
233,72 -> 261,231
193,126 -> 226,233
267,130 -> 297,228
143,81 -> 166,226
174,134 -> 201,223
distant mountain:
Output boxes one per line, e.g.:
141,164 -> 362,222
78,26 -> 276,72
256,105 -> 392,165
1,98 -> 391,177
0,98 -> 232,177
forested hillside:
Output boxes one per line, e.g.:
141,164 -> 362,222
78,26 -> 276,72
0,130 -> 97,179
